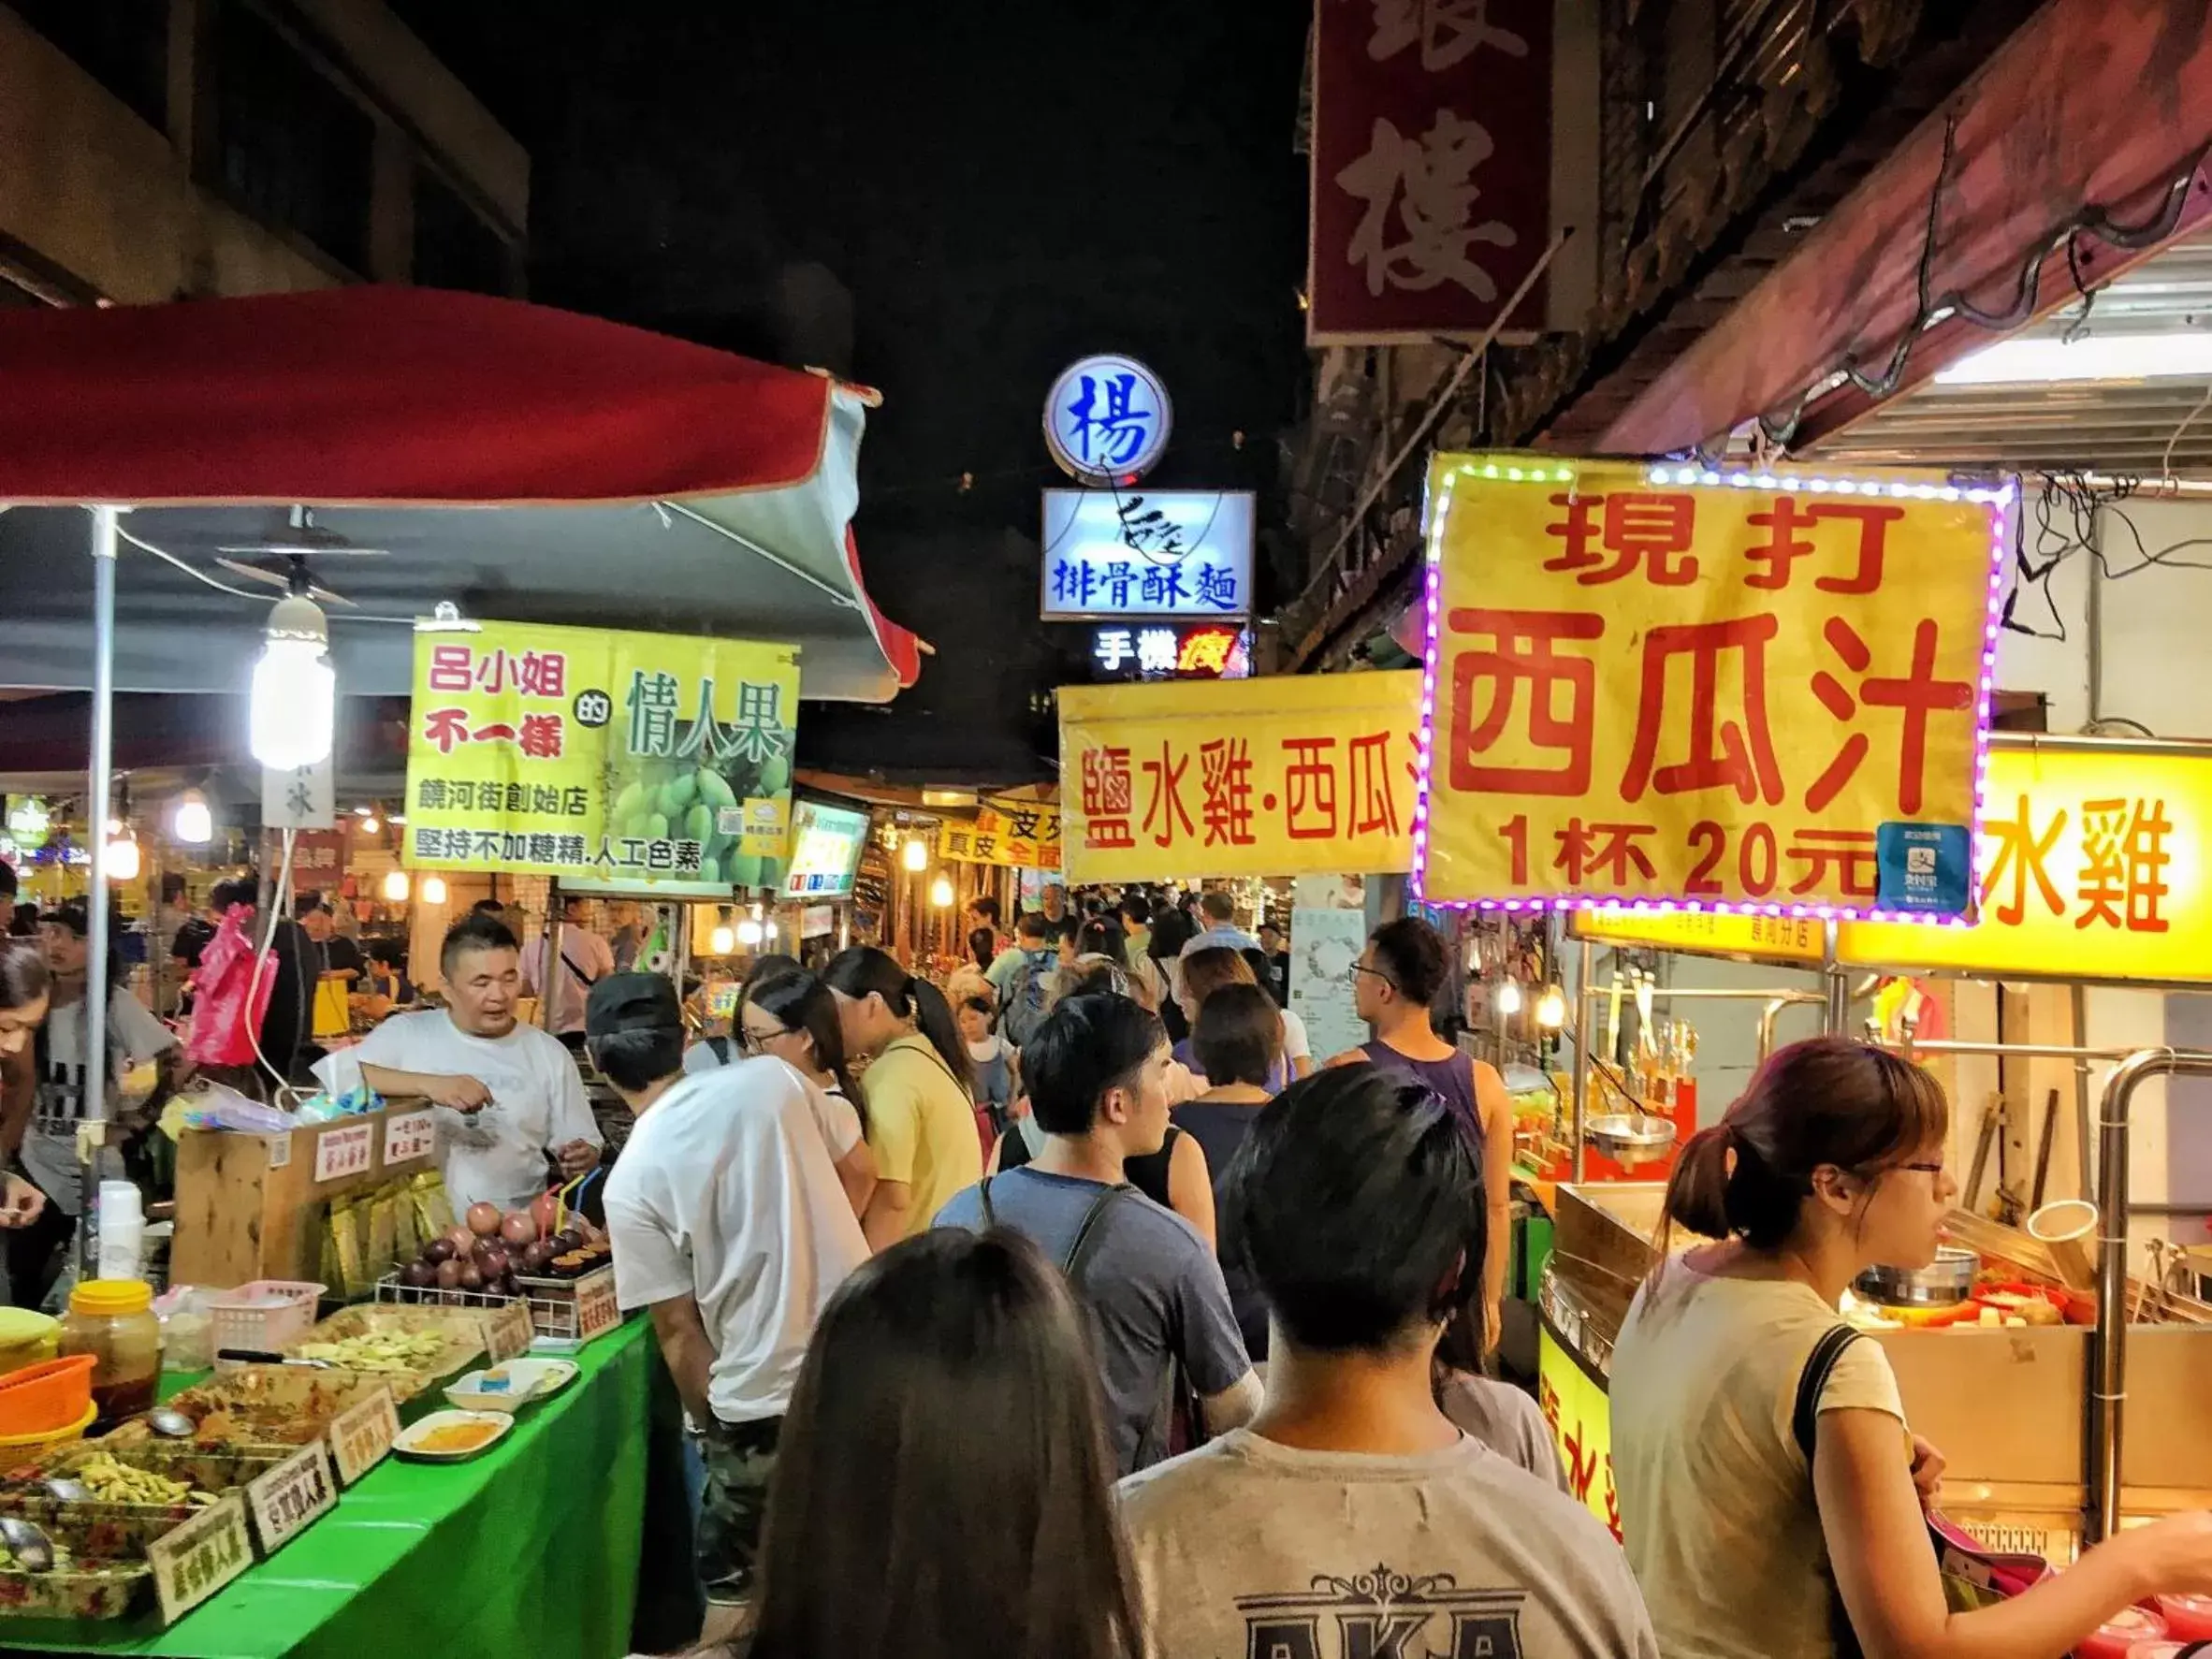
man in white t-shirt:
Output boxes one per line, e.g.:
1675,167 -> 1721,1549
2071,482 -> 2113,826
1119,1065 -> 1657,1659
592,972 -> 867,1604
353,913 -> 602,1213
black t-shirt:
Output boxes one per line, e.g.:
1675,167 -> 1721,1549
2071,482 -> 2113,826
324,936 -> 365,977
170,916 -> 215,971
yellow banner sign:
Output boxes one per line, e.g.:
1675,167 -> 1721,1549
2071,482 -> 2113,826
1058,672 -> 1420,882
1419,455 -> 2006,913
939,794 -> 1063,869
1839,740 -> 2209,983
404,622 -> 799,892
1572,907 -> 1826,964
1538,1328 -> 1620,1542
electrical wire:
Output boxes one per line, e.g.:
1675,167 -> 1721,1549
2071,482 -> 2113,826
116,523 -> 416,625
2001,471 -> 2212,644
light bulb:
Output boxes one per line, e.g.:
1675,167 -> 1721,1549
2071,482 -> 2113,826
359,815 -> 380,836
1495,980 -> 1523,1016
930,875 -> 954,908
420,874 -> 448,905
1535,983 -> 1568,1030
902,837 -> 928,871
709,924 -> 735,954
737,919 -> 764,946
171,790 -> 212,846
382,869 -> 410,901
104,826 -> 140,883
249,596 -> 335,769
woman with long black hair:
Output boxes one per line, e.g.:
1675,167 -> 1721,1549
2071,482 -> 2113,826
822,948 -> 978,1250
740,970 -> 878,1221
686,1230 -> 1143,1659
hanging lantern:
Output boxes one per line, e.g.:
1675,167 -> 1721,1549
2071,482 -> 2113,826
420,874 -> 448,906
249,594 -> 335,769
170,790 -> 213,846
104,821 -> 141,883
382,869 -> 410,902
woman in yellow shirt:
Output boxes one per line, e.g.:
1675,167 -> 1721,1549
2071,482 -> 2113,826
1611,1037 -> 2212,1659
824,948 -> 979,1251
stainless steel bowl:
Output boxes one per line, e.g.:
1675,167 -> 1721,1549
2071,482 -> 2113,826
1585,1112 -> 1679,1168
1854,1245 -> 1980,1307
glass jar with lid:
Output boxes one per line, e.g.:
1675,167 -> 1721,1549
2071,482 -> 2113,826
57,1279 -> 162,1428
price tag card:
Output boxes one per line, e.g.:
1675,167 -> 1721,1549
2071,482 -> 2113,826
265,1132 -> 292,1171
575,1269 -> 620,1342
328,1386 -> 400,1486
313,1121 -> 374,1185
148,1492 -> 255,1624
382,1107 -> 436,1167
245,1439 -> 338,1554
484,1300 -> 536,1363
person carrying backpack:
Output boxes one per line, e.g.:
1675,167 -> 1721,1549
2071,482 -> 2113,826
987,910 -> 1062,1052
934,993 -> 1258,1476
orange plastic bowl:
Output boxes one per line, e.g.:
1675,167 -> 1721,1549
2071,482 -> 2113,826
0,1355 -> 96,1437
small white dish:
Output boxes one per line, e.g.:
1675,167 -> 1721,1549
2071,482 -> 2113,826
392,1409 -> 513,1462
442,1358 -> 579,1415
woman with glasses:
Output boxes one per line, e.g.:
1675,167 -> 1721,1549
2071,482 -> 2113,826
740,970 -> 878,1221
1612,1036 -> 2212,1658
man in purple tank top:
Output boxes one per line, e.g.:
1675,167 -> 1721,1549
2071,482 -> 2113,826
1327,916 -> 1516,1353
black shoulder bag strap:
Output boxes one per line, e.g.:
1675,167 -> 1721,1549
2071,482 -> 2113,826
973,1173 -> 1131,1288
1795,1323 -> 1869,1659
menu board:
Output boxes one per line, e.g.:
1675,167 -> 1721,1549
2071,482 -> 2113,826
779,797 -> 871,900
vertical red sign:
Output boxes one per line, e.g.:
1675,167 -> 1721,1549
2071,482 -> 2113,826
1308,0 -> 1557,342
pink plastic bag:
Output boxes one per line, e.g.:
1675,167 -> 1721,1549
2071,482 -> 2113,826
184,909 -> 274,1069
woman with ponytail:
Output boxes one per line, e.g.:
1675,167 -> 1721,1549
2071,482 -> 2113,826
822,948 -> 980,1250
1612,1036 -> 2212,1659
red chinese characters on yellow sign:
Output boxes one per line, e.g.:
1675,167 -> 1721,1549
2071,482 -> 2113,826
1057,674 -> 1421,882
1419,456 -> 2007,912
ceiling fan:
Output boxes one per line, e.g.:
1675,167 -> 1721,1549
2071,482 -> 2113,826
213,506 -> 388,608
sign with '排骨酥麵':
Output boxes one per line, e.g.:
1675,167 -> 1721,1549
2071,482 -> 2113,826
1057,672 -> 1422,883
403,621 -> 800,895
1415,455 -> 2014,917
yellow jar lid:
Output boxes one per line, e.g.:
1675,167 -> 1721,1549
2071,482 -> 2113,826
67,1279 -> 152,1317
0,1309 -> 54,1345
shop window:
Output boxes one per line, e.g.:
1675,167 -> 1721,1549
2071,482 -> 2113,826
207,0 -> 372,273
412,164 -> 511,295
8,0 -> 168,131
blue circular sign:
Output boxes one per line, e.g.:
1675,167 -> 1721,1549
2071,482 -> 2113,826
1043,354 -> 1171,483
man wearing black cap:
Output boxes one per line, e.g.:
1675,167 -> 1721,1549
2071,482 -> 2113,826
591,972 -> 867,1606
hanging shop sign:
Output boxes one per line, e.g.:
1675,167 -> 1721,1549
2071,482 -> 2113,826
1308,0 -> 1594,344
1836,739 -> 2212,985
1088,621 -> 1253,681
1059,671 -> 1420,883
1043,354 -> 1171,483
1572,907 -> 1827,965
1538,1327 -> 1622,1542
403,622 -> 799,895
1041,488 -> 1255,620
285,830 -> 348,896
939,794 -> 1063,871
1416,455 -> 2012,917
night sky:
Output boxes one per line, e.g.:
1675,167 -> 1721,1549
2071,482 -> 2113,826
397,2 -> 1313,783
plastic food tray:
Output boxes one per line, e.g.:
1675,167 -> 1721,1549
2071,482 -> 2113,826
274,1305 -> 487,1404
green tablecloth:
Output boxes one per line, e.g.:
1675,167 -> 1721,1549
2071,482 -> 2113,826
10,1318 -> 654,1657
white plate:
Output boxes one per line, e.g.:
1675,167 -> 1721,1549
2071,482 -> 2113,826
441,1358 -> 579,1415
392,1409 -> 514,1462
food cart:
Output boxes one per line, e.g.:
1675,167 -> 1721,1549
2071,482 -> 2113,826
0,285 -> 921,1652
1537,733 -> 2212,1559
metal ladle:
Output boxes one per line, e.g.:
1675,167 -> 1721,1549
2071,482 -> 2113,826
0,1516 -> 55,1571
39,1478 -> 90,1504
146,1407 -> 196,1440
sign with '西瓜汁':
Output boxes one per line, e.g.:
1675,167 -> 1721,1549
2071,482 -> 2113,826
1058,672 -> 1421,883
1417,455 -> 2011,915
403,622 -> 800,894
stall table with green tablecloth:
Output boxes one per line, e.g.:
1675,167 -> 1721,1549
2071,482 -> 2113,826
6,1317 -> 655,1657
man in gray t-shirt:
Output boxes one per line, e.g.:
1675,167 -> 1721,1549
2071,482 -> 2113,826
1119,1065 -> 1657,1659
935,993 -> 1256,1475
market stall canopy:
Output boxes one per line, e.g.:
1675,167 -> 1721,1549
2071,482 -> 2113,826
0,286 -> 922,702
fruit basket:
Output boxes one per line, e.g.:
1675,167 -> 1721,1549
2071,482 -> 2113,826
376,1253 -> 618,1346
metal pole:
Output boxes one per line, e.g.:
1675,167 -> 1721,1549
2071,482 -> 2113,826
1570,939 -> 1593,1182
2088,1047 -> 2212,1543
2072,982 -> 2095,1198
1822,922 -> 1848,1036
80,506 -> 120,1273
542,882 -> 564,1036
